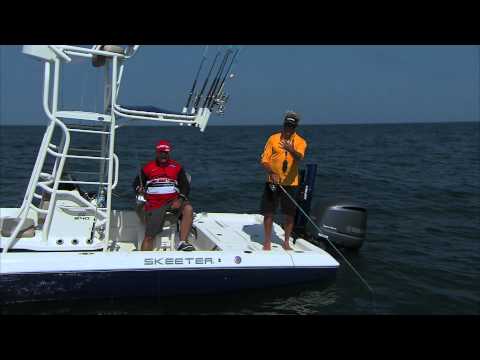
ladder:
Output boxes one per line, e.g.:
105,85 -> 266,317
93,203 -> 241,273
3,49 -> 120,253
38,111 -> 118,247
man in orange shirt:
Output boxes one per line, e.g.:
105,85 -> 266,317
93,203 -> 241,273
260,111 -> 307,250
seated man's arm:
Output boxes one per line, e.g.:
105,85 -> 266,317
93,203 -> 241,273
177,168 -> 190,200
133,170 -> 147,194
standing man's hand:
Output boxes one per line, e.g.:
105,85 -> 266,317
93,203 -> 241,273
279,139 -> 295,153
270,172 -> 280,184
262,162 -> 280,184
280,139 -> 303,161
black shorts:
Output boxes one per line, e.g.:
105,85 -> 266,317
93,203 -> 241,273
260,183 -> 298,217
144,200 -> 189,238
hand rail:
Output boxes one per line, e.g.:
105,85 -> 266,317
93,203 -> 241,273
2,61 -> 58,253
29,203 -> 49,214
58,45 -> 127,59
40,59 -> 72,242
113,104 -> 198,121
48,46 -> 72,63
112,153 -> 119,190
124,45 -> 140,58
46,147 -> 110,160
58,180 -> 109,186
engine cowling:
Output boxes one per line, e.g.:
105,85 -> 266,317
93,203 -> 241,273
307,202 -> 368,250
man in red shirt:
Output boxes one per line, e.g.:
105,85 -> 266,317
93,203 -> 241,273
133,140 -> 194,251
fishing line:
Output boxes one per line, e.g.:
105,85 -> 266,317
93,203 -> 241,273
60,65 -> 64,110
80,59 -> 88,110
278,184 -> 378,314
94,67 -> 99,113
89,65 -> 104,243
127,120 -> 146,206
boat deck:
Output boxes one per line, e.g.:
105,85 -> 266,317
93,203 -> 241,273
1,208 -> 322,254
193,212 -> 294,252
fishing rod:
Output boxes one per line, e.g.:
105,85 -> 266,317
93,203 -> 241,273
193,47 -> 221,111
278,184 -> 377,313
214,47 -> 240,97
202,49 -> 229,109
203,47 -> 232,109
209,47 -> 240,109
184,45 -> 209,112
207,49 -> 238,108
207,49 -> 233,109
134,144 -> 146,205
127,121 -> 146,205
209,47 -> 242,112
135,163 -> 146,204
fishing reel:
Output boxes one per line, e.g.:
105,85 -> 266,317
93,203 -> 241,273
212,91 -> 230,115
136,193 -> 146,206
135,185 -> 146,206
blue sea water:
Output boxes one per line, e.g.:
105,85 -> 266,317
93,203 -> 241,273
1,122 -> 479,314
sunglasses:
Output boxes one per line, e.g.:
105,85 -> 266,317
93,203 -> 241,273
284,123 -> 296,129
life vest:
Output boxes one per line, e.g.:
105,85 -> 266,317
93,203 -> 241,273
142,159 -> 182,211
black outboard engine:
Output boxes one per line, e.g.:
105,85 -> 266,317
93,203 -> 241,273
307,202 -> 367,250
293,164 -> 368,250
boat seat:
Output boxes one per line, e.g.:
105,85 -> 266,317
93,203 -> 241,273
1,218 -> 36,238
116,242 -> 137,252
163,212 -> 180,230
102,45 -> 125,54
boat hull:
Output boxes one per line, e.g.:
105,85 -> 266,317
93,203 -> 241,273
1,267 -> 336,303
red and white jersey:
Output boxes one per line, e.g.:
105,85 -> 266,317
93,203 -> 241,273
142,159 -> 183,211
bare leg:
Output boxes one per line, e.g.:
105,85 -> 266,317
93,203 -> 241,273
141,235 -> 154,251
283,214 -> 294,250
179,204 -> 193,242
263,214 -> 274,250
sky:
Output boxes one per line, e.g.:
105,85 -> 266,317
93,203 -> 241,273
0,45 -> 478,125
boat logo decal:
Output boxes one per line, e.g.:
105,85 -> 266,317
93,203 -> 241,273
74,216 -> 90,220
234,256 -> 242,264
144,257 -> 214,266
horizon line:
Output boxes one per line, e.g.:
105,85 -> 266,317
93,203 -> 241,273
0,120 -> 478,127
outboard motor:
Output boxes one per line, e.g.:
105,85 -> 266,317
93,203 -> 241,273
292,164 -> 368,250
307,202 -> 367,250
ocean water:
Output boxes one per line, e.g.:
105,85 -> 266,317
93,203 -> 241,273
1,122 -> 479,314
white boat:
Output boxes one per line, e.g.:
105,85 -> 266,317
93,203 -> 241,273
0,45 -> 339,303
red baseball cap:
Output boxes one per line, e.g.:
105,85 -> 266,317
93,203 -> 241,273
155,140 -> 172,152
